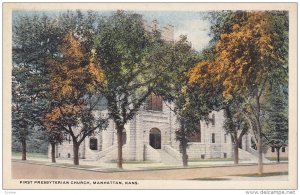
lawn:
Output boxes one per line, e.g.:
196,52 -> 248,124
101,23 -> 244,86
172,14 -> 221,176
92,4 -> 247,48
235,171 -> 288,177
190,172 -> 288,181
109,160 -> 156,164
266,157 -> 288,161
188,158 -> 232,162
190,177 -> 231,181
12,152 -> 48,159
51,163 -> 99,169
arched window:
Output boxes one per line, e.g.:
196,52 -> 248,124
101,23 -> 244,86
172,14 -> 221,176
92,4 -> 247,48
212,133 -> 215,143
146,94 -> 163,111
90,137 -> 98,150
271,147 -> 275,152
211,114 -> 215,126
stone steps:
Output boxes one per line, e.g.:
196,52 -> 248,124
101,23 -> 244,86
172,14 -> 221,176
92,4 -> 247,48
157,149 -> 181,165
239,148 -> 271,163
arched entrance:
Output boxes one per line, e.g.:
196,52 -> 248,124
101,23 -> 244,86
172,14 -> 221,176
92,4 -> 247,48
149,128 -> 161,149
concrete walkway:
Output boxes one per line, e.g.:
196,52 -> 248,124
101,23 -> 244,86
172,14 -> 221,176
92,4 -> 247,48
218,175 -> 288,181
12,156 -> 284,171
12,160 -> 288,180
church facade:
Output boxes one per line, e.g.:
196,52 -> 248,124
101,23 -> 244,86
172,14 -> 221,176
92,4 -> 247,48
49,96 -> 234,163
49,97 -> 287,163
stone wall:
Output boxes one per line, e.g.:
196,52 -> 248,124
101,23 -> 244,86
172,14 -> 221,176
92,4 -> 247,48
50,108 -> 237,162
265,146 -> 289,158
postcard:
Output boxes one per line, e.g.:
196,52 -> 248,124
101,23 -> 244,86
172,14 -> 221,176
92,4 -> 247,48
2,2 -> 297,190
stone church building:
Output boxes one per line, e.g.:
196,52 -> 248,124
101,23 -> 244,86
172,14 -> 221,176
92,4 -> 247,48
48,20 -> 287,164
50,95 -> 234,163
51,94 -> 276,163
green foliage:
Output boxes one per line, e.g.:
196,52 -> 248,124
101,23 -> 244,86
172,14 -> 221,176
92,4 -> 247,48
12,10 -> 103,154
95,10 -> 166,126
265,86 -> 288,148
12,14 -> 59,152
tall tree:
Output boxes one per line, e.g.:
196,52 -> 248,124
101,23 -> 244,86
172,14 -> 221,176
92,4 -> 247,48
45,126 -> 64,163
95,11 -> 170,169
12,75 -> 32,160
223,104 -> 249,164
12,10 -> 103,160
12,14 -> 61,159
44,32 -> 107,165
211,11 -> 288,174
173,87 -> 205,167
189,60 -> 249,164
154,35 -> 205,167
265,86 -> 288,163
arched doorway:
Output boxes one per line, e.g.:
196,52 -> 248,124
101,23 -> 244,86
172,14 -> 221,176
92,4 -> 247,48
149,128 -> 161,149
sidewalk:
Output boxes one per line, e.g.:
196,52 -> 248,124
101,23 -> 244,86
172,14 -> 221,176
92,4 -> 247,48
12,160 -> 289,180
11,155 -> 288,172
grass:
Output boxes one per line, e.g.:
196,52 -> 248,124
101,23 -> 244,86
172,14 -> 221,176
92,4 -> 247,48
12,152 -> 48,159
188,158 -> 232,162
109,160 -> 156,164
52,163 -> 99,169
266,157 -> 288,161
190,172 -> 288,181
12,158 -> 101,169
234,171 -> 288,177
190,177 -> 230,181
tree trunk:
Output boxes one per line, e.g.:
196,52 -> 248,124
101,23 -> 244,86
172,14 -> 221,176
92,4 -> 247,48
181,140 -> 188,167
276,147 -> 280,163
233,133 -> 240,164
255,94 -> 263,175
233,142 -> 239,164
21,138 -> 26,161
257,134 -> 263,175
179,120 -> 188,167
73,142 -> 79,165
117,127 -> 124,169
51,142 -> 56,163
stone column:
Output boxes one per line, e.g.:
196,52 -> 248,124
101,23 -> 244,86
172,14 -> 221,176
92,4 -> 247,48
135,113 -> 144,161
127,116 -> 137,160
102,120 -> 115,149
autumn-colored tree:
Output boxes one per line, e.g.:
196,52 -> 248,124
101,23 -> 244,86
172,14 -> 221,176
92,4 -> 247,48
12,10 -> 102,158
212,11 -> 288,174
190,11 -> 288,169
216,12 -> 288,174
44,32 -> 107,165
189,60 -> 249,164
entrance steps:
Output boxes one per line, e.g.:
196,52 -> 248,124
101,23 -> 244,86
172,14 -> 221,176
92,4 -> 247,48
157,149 -> 181,165
239,148 -> 271,163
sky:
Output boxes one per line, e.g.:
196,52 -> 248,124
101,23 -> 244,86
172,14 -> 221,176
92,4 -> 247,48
138,11 -> 212,52
13,10 -> 212,52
